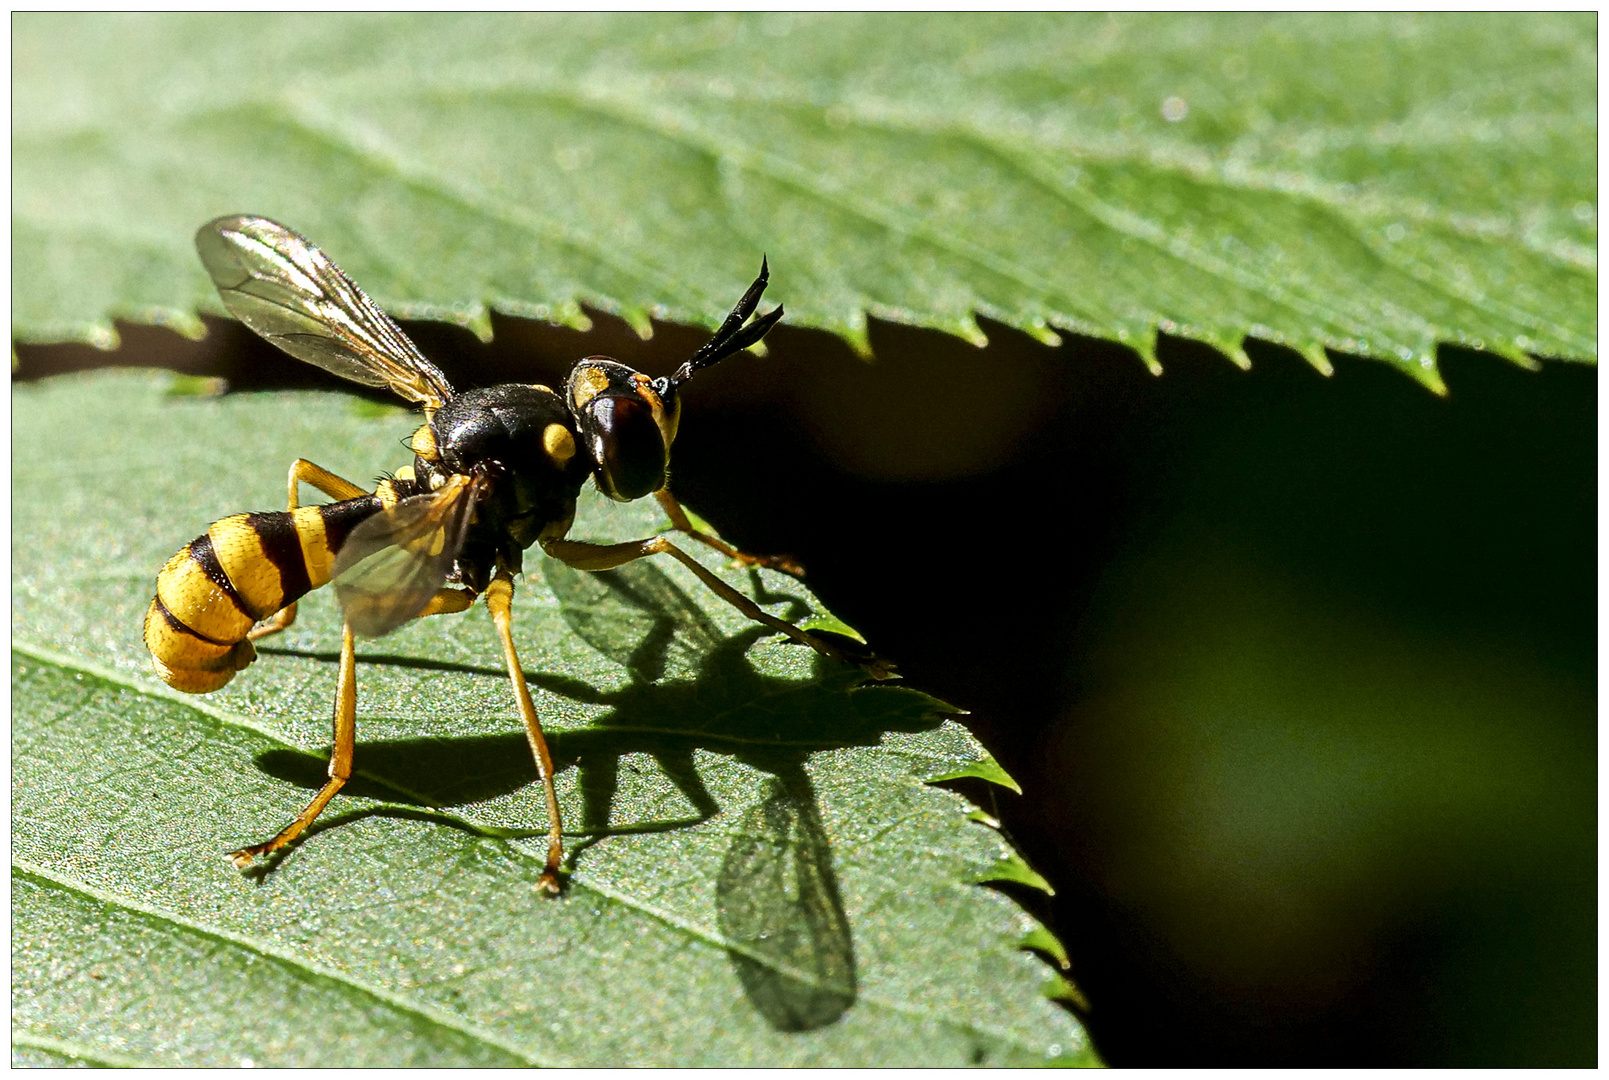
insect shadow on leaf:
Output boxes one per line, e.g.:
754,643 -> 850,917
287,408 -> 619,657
539,556 -> 863,1028
716,765 -> 858,1032
541,556 -> 873,1028
248,555 -> 931,1027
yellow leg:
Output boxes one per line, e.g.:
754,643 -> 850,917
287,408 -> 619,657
229,620 -> 358,868
654,489 -> 806,577
249,460 -> 371,641
285,458 -> 369,505
486,568 -> 565,897
544,535 -> 864,670
416,587 -> 477,618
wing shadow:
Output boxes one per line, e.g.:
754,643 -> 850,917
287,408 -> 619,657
244,557 -> 940,1031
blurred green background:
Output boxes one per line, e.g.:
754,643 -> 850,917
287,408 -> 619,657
662,320 -> 1596,1066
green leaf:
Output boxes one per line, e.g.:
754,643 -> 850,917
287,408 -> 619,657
929,754 -> 1023,794
974,856 -> 1056,896
12,370 -> 1098,1067
796,612 -> 869,645
13,13 -> 1593,385
1043,974 -> 1092,1016
1020,926 -> 1070,970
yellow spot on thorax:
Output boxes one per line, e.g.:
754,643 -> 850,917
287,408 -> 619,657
543,423 -> 577,465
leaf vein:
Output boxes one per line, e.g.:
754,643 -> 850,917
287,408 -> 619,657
571,873 -> 1053,1054
13,859 -> 561,1067
11,1030 -> 154,1069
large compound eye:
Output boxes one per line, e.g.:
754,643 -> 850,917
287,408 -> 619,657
567,358 -> 671,501
586,393 -> 666,500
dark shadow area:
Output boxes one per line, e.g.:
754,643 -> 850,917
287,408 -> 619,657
254,645 -> 507,681
717,767 -> 857,1032
253,733 -> 535,811
18,304 -> 1594,1065
240,557 -> 901,1029
237,803 -> 502,883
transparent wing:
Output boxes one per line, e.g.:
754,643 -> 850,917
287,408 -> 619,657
196,215 -> 454,411
331,476 -> 481,638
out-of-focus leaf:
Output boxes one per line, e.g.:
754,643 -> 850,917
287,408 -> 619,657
13,13 -> 1594,387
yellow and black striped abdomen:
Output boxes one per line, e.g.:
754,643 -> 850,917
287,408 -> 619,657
144,496 -> 381,693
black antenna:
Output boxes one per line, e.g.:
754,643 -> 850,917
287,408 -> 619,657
671,257 -> 783,386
